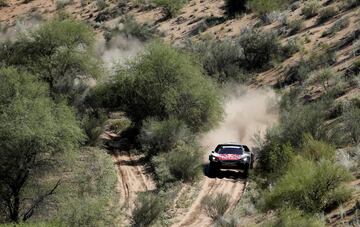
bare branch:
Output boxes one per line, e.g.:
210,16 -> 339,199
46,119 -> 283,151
22,180 -> 61,222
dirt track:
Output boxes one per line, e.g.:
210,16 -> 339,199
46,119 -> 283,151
112,150 -> 156,220
171,170 -> 246,227
113,147 -> 246,226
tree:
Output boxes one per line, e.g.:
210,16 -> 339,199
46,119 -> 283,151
0,19 -> 101,103
0,67 -> 84,223
97,41 -> 223,132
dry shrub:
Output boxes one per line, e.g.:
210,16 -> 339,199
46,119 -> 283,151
202,193 -> 231,220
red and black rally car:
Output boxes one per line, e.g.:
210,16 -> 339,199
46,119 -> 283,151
209,144 -> 254,177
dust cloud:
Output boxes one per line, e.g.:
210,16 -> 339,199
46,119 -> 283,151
0,17 -> 42,42
200,86 -> 279,151
96,35 -> 144,69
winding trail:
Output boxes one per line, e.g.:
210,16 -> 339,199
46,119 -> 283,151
112,150 -> 156,218
113,148 -> 246,227
171,171 -> 246,227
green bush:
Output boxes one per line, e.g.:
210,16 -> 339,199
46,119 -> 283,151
287,18 -> 304,36
340,104 -> 360,144
55,0 -> 73,9
322,16 -> 350,37
249,0 -> 293,15
151,153 -> 175,187
281,59 -> 311,86
96,0 -> 107,10
280,101 -> 328,147
108,41 -> 223,132
289,1 -> 300,11
152,0 -> 188,18
81,110 -> 107,145
302,0 -> 320,19
257,130 -> 295,180
151,142 -> 202,186
187,39 -> 245,83
107,117 -> 132,134
132,192 -> 165,227
317,6 -> 338,24
263,157 -> 352,213
238,28 -> 280,70
138,118 -> 192,156
306,67 -> 337,94
267,208 -> 325,227
201,193 -> 230,220
280,38 -> 301,59
119,16 -> 158,41
301,135 -> 336,162
341,0 -> 360,10
307,44 -> 336,69
281,44 -> 335,86
353,40 -> 360,57
166,144 -> 202,182
58,147 -> 118,227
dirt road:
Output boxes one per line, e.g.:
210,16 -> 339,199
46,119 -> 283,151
112,150 -> 156,220
171,170 -> 246,227
113,148 -> 246,227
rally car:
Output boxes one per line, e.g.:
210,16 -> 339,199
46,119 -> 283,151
208,144 -> 254,177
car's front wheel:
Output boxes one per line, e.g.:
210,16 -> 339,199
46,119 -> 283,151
208,162 -> 219,177
243,164 -> 250,178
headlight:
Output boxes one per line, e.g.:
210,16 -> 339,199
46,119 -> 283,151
242,156 -> 250,162
212,156 -> 219,161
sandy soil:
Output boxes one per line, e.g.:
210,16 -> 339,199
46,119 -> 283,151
112,150 -> 156,224
112,147 -> 246,227
172,174 -> 246,227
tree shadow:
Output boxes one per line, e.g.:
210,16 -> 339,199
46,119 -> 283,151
114,157 -> 146,166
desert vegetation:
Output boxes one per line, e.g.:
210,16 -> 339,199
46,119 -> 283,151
0,18 -> 118,226
0,0 -> 359,226
152,0 -> 188,18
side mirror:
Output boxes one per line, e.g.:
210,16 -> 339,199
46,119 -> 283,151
211,150 -> 214,153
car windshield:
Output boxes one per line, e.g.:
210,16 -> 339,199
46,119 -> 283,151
218,146 -> 243,154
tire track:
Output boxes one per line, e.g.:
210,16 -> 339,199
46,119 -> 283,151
127,151 -> 150,190
172,178 -> 220,227
113,151 -> 246,227
172,171 -> 246,227
113,150 -> 156,219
